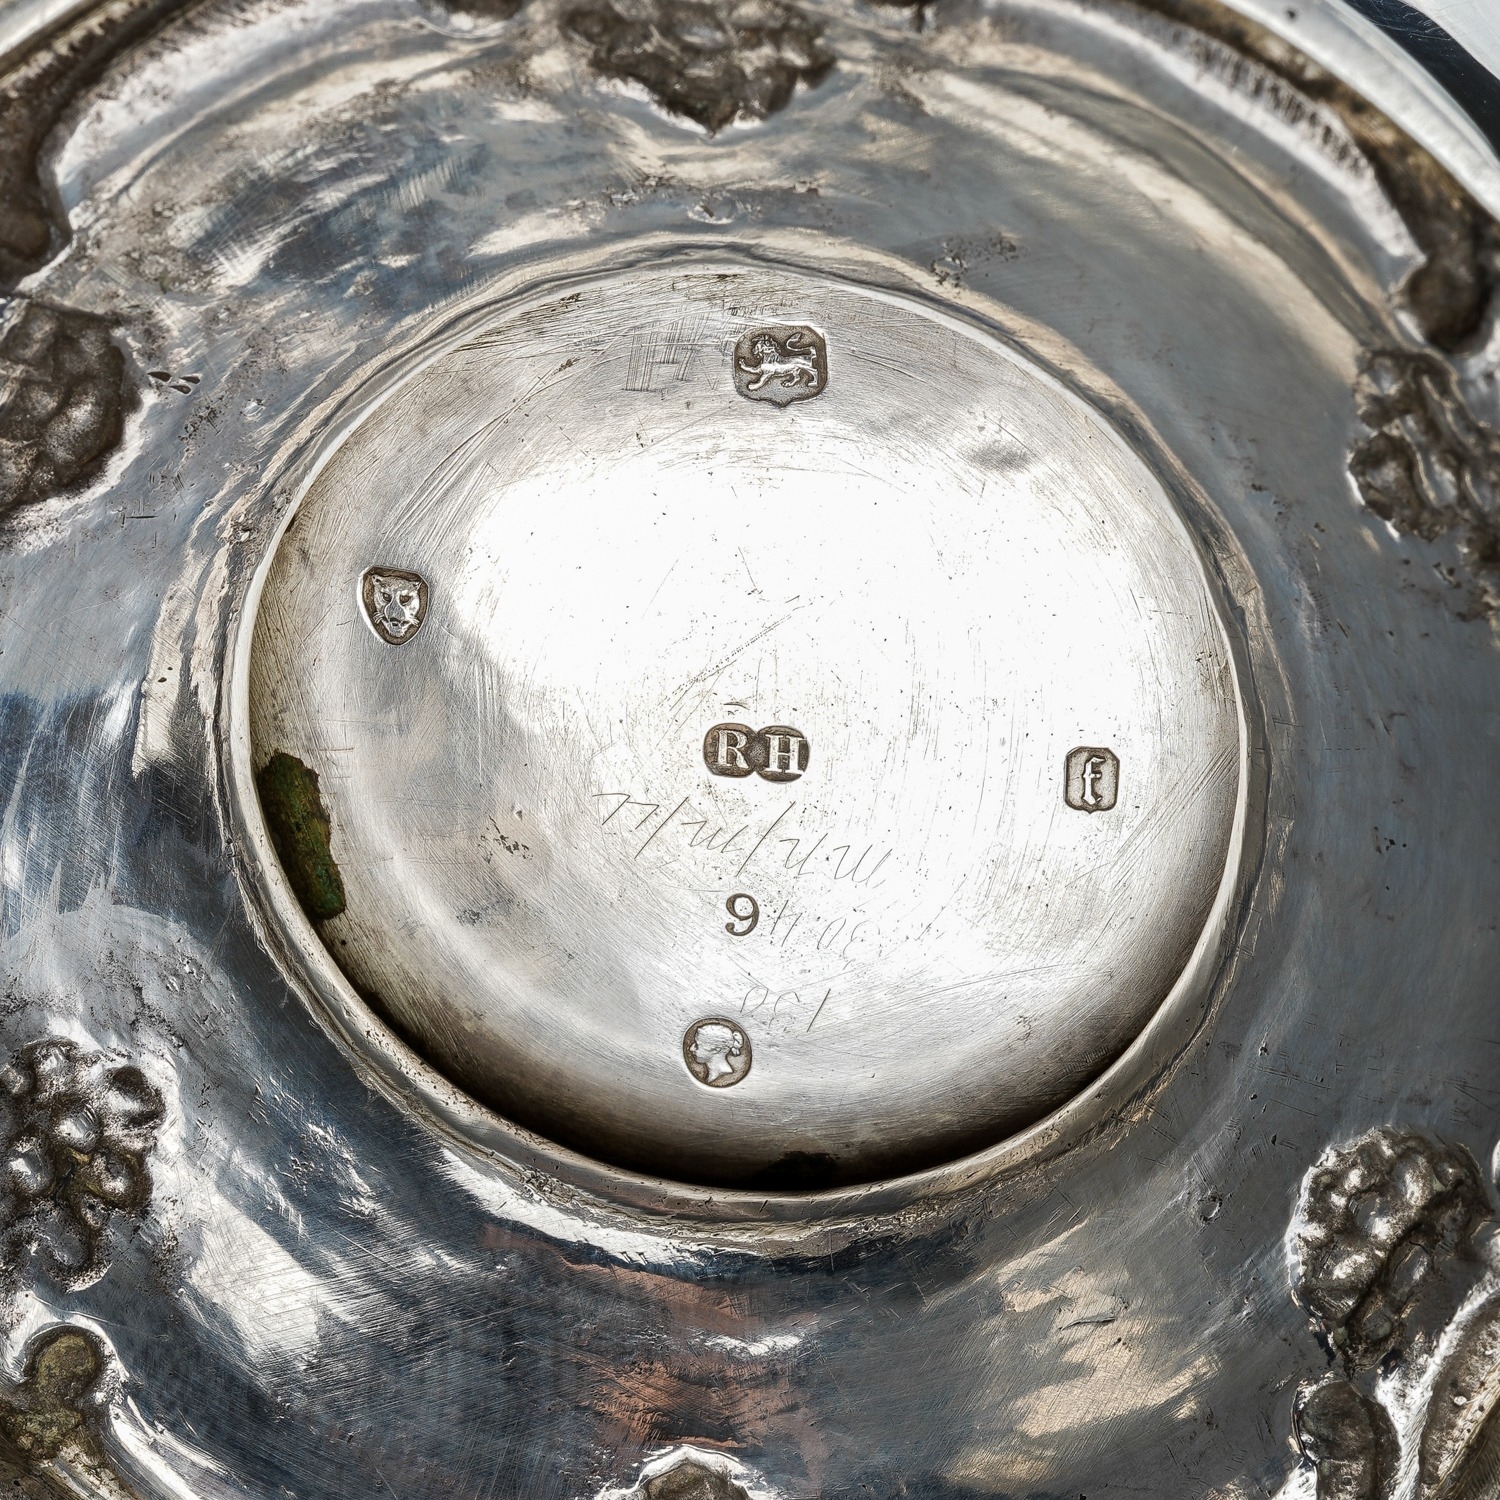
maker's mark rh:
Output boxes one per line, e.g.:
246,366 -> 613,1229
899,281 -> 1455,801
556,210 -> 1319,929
704,722 -> 810,782
733,326 -> 827,406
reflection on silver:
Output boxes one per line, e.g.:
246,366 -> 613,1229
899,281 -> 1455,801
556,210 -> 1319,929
0,0 -> 1497,1491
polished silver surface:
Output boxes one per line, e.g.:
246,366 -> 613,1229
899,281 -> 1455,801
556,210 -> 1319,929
244,266 -> 1245,1187
0,0 -> 1498,1492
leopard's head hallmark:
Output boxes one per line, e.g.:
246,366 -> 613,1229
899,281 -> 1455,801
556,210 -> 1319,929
360,567 -> 429,644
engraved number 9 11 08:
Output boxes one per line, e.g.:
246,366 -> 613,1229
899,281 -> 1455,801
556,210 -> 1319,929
725,893 -> 760,937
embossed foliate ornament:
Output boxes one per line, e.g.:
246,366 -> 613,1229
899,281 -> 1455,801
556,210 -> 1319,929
1286,1128 -> 1500,1500
1349,349 -> 1500,616
0,300 -> 130,519
0,1040 -> 164,1288
599,1447 -> 756,1500
563,0 -> 833,133
1292,1128 -> 1485,1370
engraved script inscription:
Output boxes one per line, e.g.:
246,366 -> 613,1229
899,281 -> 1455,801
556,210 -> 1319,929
1065,745 -> 1119,812
733,326 -> 827,406
360,567 -> 429,645
704,723 -> 810,782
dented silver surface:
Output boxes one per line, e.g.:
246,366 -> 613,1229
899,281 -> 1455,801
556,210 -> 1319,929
0,0 -> 1497,1494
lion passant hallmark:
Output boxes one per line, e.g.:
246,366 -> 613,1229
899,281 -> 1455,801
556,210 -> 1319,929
733,325 -> 828,405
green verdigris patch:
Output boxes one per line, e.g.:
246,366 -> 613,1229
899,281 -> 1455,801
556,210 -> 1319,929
2,1329 -> 98,1464
255,752 -> 347,922
0,1327 -> 138,1497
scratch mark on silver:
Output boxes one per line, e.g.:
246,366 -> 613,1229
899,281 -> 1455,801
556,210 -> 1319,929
805,987 -> 831,1032
635,795 -> 690,858
733,801 -> 797,880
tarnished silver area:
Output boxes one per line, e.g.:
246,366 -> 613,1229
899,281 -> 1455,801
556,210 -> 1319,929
0,1325 -> 138,1497
0,0 -> 1498,1491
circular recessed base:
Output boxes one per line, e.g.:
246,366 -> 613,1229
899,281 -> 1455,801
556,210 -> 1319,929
247,263 -> 1244,1189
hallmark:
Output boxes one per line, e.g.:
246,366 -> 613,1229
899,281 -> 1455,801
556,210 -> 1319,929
683,1018 -> 752,1088
704,722 -> 810,782
733,326 -> 827,406
1065,746 -> 1119,812
360,567 -> 429,645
